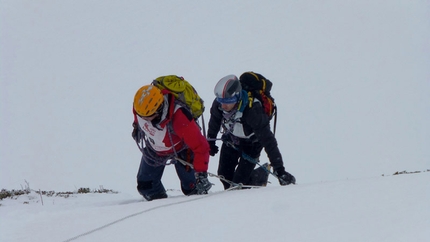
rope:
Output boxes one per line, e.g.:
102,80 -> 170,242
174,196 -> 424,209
61,164 -> 251,242
62,192 -> 219,242
63,143 -> 263,241
174,156 -> 261,189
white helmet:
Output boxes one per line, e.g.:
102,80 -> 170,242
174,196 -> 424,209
214,75 -> 241,104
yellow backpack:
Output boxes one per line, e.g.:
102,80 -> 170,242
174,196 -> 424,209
152,75 -> 204,119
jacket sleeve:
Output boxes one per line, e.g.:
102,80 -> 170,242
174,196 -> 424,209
244,102 -> 284,170
172,108 -> 210,172
207,99 -> 223,139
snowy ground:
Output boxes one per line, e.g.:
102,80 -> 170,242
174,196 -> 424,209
1,171 -> 429,242
1,1 -> 429,242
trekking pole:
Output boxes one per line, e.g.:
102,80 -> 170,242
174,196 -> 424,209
174,156 -> 228,185
206,137 -> 285,183
224,141 -> 283,182
201,115 -> 207,138
174,156 -> 258,189
206,136 -> 283,181
206,137 -> 223,142
273,110 -> 278,137
244,152 -> 280,181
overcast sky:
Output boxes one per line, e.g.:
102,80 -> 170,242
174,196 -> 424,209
1,0 -> 429,194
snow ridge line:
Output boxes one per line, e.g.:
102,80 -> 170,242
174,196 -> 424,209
61,190 -> 226,242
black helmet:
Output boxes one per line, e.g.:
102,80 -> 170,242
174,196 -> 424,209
214,75 -> 241,104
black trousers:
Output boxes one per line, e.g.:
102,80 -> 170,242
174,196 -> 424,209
137,148 -> 196,198
217,141 -> 263,189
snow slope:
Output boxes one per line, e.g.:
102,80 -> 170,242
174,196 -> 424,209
1,172 -> 429,242
1,1 -> 429,241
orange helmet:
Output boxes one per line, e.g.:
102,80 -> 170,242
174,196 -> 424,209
133,85 -> 164,117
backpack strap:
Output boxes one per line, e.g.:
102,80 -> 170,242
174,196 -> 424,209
237,90 -> 249,112
272,106 -> 277,137
165,104 -> 189,160
247,91 -> 254,108
243,90 -> 278,136
246,71 -> 269,92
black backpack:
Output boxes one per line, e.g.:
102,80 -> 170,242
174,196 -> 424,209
239,72 -> 278,134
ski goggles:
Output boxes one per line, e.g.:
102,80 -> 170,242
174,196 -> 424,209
216,95 -> 239,104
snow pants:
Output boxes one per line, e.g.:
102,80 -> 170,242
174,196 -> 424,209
217,141 -> 263,189
137,149 -> 196,200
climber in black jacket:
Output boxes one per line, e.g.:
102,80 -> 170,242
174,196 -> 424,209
207,74 -> 296,189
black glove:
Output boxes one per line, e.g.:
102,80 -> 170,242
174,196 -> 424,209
132,122 -> 143,143
221,134 -> 230,143
208,141 -> 219,156
195,172 -> 212,194
274,167 -> 296,186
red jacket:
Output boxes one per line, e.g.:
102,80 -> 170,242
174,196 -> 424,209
133,94 -> 209,172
